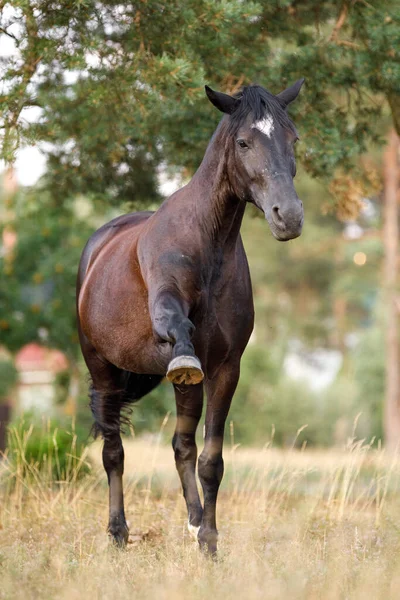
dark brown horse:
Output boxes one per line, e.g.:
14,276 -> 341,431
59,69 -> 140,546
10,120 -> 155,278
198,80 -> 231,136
77,79 -> 304,555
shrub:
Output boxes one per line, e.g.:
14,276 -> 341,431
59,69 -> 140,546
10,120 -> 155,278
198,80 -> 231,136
7,416 -> 91,481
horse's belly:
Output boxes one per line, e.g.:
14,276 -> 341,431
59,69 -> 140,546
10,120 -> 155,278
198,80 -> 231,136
94,326 -> 171,375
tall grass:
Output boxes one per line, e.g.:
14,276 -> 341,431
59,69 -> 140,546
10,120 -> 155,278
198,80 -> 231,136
1,421 -> 400,599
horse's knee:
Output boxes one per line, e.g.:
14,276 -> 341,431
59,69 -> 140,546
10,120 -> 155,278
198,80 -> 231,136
198,451 -> 224,488
152,293 -> 195,346
172,432 -> 197,464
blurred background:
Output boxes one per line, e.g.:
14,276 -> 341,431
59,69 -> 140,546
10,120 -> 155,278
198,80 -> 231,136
0,0 -> 399,460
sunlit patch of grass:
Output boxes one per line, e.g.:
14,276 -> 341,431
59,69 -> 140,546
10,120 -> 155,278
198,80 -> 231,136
2,423 -> 400,599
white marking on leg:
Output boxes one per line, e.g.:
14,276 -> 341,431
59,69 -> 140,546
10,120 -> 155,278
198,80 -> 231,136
252,114 -> 274,138
188,521 -> 200,541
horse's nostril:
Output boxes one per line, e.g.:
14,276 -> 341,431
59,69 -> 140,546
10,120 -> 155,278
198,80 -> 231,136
272,205 -> 285,225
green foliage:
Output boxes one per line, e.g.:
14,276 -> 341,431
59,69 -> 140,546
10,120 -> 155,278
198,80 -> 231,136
1,0 -> 263,207
125,380 -> 175,435
227,343 -> 318,446
54,369 -> 71,405
0,0 -> 395,445
0,188 -> 93,356
316,374 -> 364,445
0,359 -> 18,401
7,416 -> 90,481
352,325 -> 385,441
1,0 -> 399,206
242,172 -> 381,349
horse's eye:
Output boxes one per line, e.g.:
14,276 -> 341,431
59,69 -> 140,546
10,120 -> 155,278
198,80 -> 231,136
237,139 -> 248,149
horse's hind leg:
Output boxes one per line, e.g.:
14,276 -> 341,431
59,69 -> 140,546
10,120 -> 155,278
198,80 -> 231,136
151,291 -> 204,385
89,368 -> 163,546
78,328 -> 129,545
172,382 -> 204,538
89,367 -> 129,547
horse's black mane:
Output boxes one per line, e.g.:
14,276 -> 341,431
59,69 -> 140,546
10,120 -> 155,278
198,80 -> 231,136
228,84 -> 297,135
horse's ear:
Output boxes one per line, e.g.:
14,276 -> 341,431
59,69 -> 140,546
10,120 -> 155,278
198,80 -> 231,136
276,78 -> 305,108
205,85 -> 238,114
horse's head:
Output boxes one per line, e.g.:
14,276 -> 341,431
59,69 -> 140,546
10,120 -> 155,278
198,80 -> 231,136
205,80 -> 304,241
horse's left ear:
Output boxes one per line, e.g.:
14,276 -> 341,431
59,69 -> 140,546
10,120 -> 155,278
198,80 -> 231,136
205,85 -> 239,114
276,78 -> 305,108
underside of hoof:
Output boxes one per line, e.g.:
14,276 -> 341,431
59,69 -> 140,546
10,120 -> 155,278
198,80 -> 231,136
166,355 -> 204,385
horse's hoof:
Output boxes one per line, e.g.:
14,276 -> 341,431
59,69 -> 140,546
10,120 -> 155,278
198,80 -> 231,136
198,527 -> 218,559
198,539 -> 218,560
166,356 -> 204,385
108,523 -> 129,548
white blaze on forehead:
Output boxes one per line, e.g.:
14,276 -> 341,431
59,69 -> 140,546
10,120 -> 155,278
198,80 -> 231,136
251,113 -> 275,138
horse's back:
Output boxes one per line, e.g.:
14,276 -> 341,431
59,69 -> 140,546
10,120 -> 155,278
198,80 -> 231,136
77,211 -> 153,286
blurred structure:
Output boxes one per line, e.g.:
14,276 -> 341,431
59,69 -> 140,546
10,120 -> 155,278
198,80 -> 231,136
15,343 -> 68,414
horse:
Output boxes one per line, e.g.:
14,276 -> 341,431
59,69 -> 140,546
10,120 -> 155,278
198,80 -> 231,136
76,78 -> 305,556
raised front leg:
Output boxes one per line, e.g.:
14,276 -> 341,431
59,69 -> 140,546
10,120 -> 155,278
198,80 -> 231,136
151,290 -> 204,385
172,382 -> 204,538
197,361 -> 240,556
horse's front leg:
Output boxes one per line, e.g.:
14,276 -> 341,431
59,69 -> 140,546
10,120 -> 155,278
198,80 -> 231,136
151,290 -> 204,385
172,382 -> 204,537
197,361 -> 240,556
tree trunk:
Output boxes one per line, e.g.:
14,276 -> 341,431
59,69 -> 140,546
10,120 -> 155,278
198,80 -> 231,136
383,129 -> 400,452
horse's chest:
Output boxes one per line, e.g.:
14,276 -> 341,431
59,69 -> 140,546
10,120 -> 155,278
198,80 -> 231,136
194,271 -> 253,367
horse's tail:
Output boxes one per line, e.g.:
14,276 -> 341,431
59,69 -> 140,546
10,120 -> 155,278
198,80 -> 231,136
89,372 -> 163,439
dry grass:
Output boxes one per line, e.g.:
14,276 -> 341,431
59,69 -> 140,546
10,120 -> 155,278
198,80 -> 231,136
2,428 -> 400,600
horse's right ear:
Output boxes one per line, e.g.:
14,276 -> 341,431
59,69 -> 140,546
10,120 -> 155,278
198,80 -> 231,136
205,85 -> 238,114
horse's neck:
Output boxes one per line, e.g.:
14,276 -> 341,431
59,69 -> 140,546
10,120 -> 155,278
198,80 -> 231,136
190,129 -> 245,249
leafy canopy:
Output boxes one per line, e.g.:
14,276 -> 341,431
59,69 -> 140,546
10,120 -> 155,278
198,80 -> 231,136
1,1 -> 399,206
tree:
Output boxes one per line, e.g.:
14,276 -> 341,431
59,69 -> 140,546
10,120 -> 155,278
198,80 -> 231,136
1,1 -> 399,204
382,129 -> 400,452
262,0 -> 400,447
1,0 -> 264,207
1,0 -> 399,443
0,178 -> 95,414
0,182 -> 92,357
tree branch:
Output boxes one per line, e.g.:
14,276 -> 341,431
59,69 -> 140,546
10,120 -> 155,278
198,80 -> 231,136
329,3 -> 349,41
0,27 -> 19,45
335,40 -> 360,49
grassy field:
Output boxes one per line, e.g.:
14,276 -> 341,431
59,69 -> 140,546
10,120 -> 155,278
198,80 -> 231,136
2,429 -> 400,599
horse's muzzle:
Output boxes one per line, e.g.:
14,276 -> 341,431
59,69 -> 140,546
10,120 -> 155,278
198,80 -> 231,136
267,199 -> 304,241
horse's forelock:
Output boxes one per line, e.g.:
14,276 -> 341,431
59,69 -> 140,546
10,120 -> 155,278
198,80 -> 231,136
227,85 -> 296,136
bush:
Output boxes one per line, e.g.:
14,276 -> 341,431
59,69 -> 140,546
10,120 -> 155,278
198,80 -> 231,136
7,416 -> 91,481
